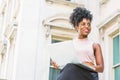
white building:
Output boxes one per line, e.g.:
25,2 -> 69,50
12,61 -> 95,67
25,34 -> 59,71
0,0 -> 119,80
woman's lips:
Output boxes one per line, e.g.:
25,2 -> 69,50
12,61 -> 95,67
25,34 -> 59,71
84,29 -> 89,33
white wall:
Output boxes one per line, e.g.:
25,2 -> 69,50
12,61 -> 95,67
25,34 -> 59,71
86,0 -> 100,43
14,0 -> 45,80
100,0 -> 120,21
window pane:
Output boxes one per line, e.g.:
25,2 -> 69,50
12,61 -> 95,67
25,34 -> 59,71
52,40 -> 61,43
49,67 -> 60,80
114,66 -> 120,80
113,35 -> 120,65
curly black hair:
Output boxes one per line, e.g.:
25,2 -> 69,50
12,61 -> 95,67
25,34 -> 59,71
70,7 -> 93,28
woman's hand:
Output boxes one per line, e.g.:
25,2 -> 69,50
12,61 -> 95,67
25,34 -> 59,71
82,62 -> 96,70
51,60 -> 60,69
82,62 -> 94,67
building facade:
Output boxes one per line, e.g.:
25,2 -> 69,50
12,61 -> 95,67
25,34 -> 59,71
0,0 -> 119,80
97,0 -> 120,80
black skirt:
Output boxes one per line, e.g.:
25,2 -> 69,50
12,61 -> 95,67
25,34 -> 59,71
57,63 -> 98,80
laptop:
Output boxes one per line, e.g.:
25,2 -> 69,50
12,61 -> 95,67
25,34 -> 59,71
47,40 -> 95,71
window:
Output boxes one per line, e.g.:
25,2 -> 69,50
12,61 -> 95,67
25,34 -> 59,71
113,34 -> 120,80
44,15 -> 78,80
52,39 -> 61,43
49,30 -> 77,80
49,26 -> 76,80
49,39 -> 62,80
49,58 -> 61,80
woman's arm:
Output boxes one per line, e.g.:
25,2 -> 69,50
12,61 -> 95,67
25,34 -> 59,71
93,43 -> 104,72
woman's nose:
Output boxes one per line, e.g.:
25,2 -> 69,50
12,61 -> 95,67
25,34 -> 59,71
85,24 -> 89,28
85,23 -> 90,28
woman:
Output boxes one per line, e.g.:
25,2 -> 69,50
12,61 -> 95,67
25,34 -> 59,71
52,7 -> 104,80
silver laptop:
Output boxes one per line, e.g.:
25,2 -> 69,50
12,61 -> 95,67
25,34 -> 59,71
47,40 -> 95,71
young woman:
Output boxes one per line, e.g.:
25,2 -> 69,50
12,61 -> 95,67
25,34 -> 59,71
52,7 -> 104,80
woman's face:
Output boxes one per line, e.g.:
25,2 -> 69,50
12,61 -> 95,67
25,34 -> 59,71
76,18 -> 91,37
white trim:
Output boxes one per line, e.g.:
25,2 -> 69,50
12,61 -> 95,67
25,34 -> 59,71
43,14 -> 69,24
105,24 -> 119,37
111,34 -> 120,80
97,10 -> 120,29
0,39 -> 8,79
4,21 -> 18,39
44,22 -> 73,29
50,25 -> 77,41
113,63 -> 120,68
43,14 -> 77,41
112,33 -> 120,38
100,0 -> 109,5
0,1 -> 6,15
104,25 -> 119,80
13,0 -> 20,19
43,14 -> 73,29
46,0 -> 84,7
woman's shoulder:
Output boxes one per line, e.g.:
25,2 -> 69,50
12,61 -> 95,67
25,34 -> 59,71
89,39 -> 100,44
88,39 -> 101,50
92,42 -> 101,51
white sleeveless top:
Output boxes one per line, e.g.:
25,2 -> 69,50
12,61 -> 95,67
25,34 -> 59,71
72,38 -> 95,65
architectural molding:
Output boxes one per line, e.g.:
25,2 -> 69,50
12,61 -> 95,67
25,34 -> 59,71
43,13 -> 73,29
46,0 -> 84,7
13,0 -> 20,19
51,26 -> 77,40
97,10 -> 120,29
97,10 -> 120,41
0,37 -> 7,79
0,39 -> 7,61
4,21 -> 18,39
100,0 -> 109,5
0,1 -> 6,15
43,14 -> 69,23
43,14 -> 77,41
0,38 -> 8,80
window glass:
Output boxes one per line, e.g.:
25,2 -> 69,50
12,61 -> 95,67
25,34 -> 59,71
52,39 -> 61,43
113,35 -> 120,65
113,34 -> 120,80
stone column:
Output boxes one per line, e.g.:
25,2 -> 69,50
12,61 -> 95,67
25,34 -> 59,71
14,0 -> 49,80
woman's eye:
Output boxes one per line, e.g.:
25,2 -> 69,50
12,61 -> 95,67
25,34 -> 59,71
88,23 -> 91,26
81,23 -> 85,26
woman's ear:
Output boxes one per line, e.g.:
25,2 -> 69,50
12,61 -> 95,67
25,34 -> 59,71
76,26 -> 81,34
75,26 -> 78,32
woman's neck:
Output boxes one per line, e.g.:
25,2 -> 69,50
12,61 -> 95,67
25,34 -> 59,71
78,35 -> 88,39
